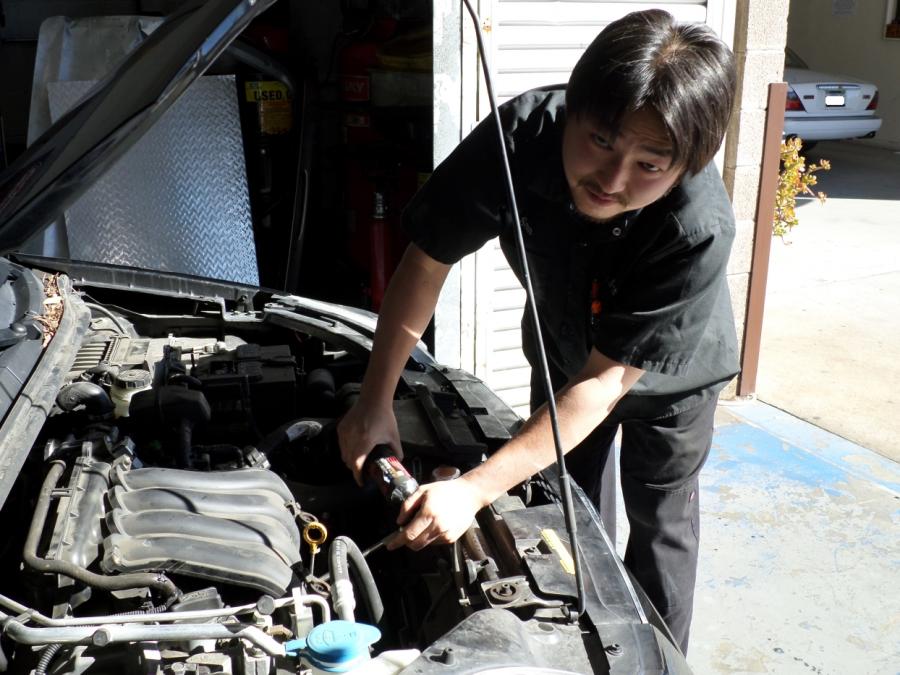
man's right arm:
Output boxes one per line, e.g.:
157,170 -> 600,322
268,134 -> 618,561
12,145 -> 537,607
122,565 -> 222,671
338,243 -> 452,483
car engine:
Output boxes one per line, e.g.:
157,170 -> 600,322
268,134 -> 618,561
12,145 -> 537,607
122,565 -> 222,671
0,275 -> 618,674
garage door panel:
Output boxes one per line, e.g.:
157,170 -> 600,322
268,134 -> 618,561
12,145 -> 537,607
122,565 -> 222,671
492,288 -> 527,311
491,346 -> 531,372
495,1 -> 705,24
492,327 -> 524,351
496,50 -> 586,76
494,268 -> 524,292
493,24 -> 612,50
486,368 -> 534,393
489,385 -> 532,417
492,307 -> 525,331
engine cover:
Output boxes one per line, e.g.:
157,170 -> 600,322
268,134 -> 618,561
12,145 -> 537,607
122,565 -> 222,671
101,467 -> 301,596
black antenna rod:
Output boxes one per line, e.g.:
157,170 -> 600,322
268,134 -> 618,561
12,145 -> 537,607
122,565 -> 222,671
460,0 -> 587,621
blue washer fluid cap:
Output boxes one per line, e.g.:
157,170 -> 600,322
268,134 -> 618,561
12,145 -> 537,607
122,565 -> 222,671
287,620 -> 381,672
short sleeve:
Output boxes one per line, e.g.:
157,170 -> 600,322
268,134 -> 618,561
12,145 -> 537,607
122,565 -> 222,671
401,114 -> 508,264
402,88 -> 565,264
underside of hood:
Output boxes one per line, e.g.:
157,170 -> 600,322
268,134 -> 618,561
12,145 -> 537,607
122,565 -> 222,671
0,0 -> 276,257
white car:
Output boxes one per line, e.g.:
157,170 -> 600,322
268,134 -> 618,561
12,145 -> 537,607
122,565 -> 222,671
783,48 -> 882,147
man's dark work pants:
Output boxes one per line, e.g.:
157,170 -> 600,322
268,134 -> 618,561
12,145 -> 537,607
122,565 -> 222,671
530,374 -> 717,655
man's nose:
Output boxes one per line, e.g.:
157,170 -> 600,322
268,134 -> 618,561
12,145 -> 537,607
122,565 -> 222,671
597,160 -> 628,194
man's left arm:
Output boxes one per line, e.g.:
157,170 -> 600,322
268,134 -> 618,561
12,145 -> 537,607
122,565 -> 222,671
389,349 -> 644,551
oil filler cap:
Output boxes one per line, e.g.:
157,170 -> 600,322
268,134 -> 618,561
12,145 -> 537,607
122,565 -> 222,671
286,620 -> 381,672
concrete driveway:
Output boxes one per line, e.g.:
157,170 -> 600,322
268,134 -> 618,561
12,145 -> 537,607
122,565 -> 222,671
757,140 -> 900,463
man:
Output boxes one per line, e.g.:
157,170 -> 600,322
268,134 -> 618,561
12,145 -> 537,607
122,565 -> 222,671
338,9 -> 738,652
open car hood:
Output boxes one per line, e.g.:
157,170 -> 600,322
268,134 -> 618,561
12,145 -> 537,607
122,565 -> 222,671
0,0 -> 276,256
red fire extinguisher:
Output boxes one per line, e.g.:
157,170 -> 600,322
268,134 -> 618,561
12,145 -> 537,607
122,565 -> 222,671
337,17 -> 397,145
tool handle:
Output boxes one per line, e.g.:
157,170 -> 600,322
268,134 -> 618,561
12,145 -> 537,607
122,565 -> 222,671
364,444 -> 419,504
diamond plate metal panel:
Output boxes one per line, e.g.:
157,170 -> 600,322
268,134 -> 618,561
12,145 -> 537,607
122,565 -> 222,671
48,76 -> 259,285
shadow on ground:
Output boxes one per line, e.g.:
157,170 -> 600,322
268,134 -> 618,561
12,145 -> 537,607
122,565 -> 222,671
803,140 -> 900,201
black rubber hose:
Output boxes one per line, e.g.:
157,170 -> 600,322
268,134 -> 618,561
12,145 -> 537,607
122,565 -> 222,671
195,444 -> 244,466
305,369 -> 336,409
55,382 -> 115,416
83,363 -> 119,386
24,462 -> 181,602
167,373 -> 203,390
84,302 -> 130,335
257,419 -> 323,458
175,419 -> 193,469
328,536 -> 384,624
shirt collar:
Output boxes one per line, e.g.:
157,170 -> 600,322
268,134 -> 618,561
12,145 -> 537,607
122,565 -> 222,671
570,205 -> 643,244
525,127 -> 569,204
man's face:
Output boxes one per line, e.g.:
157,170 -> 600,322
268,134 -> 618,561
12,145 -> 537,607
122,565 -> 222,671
562,106 -> 683,222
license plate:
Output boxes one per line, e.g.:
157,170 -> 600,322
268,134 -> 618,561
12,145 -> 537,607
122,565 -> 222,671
825,94 -> 845,107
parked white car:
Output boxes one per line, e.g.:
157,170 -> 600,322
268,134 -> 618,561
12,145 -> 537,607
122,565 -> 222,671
783,48 -> 882,146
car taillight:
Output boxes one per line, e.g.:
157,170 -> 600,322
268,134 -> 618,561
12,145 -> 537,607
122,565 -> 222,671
785,90 -> 804,111
866,91 -> 879,111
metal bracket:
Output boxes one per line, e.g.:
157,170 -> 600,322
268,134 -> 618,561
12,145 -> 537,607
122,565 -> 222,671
479,576 -> 563,610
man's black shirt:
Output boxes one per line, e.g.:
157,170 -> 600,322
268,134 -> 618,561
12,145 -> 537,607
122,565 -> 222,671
403,86 -> 740,416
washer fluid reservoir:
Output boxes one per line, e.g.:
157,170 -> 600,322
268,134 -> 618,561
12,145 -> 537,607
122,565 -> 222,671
286,620 -> 420,674
110,369 -> 153,417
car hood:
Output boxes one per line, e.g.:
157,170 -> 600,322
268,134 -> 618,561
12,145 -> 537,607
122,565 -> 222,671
784,66 -> 872,87
0,0 -> 276,258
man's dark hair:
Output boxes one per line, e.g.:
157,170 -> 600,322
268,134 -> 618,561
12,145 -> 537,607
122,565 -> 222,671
566,9 -> 736,175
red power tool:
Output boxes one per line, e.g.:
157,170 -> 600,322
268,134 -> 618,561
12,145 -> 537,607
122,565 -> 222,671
364,444 -> 419,504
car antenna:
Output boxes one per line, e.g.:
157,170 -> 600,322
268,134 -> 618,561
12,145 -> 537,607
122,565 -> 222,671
461,0 -> 587,622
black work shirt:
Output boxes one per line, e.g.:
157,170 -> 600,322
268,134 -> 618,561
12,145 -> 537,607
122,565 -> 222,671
403,87 -> 740,416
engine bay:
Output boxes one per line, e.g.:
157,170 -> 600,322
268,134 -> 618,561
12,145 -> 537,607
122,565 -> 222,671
0,272 -> 617,674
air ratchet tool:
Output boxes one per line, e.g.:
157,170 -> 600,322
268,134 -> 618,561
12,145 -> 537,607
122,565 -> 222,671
342,445 -> 419,559
363,444 -> 419,505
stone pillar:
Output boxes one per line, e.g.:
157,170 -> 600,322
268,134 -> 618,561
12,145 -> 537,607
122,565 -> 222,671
721,0 -> 790,398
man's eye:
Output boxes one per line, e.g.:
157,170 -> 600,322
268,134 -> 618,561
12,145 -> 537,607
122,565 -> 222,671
639,162 -> 663,173
592,134 -> 611,148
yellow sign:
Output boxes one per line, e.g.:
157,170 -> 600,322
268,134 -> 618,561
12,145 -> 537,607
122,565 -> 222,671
244,81 -> 290,103
244,81 -> 292,135
540,528 -> 575,575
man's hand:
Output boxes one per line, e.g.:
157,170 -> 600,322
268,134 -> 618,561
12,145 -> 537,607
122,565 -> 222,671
337,245 -> 451,486
337,402 -> 402,485
387,477 -> 489,550
385,348 -> 643,552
